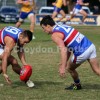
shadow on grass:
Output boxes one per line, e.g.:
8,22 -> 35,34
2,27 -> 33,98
11,81 -> 26,88
34,81 -> 63,88
33,40 -> 52,42
82,83 -> 100,90
3,80 -> 100,90
11,80 -> 63,89
41,40 -> 52,42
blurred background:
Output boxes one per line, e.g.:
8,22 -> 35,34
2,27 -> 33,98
0,0 -> 100,25
0,0 -> 100,14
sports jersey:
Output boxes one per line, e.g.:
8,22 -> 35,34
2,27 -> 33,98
75,0 -> 83,9
21,0 -> 34,13
55,0 -> 63,8
52,24 -> 92,56
0,26 -> 23,46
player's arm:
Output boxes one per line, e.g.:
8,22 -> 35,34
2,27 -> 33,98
17,46 -> 27,65
78,0 -> 89,6
82,2 -> 89,6
2,37 -> 15,84
51,32 -> 68,77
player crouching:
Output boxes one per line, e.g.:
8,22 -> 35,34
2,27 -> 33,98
0,26 -> 34,87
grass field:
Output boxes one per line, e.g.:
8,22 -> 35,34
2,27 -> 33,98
0,23 -> 100,100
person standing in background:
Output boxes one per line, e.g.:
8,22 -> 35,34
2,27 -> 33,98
52,0 -> 67,21
16,0 -> 36,39
67,0 -> 89,24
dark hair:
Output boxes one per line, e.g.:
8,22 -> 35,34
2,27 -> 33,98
22,30 -> 33,41
40,15 -> 55,26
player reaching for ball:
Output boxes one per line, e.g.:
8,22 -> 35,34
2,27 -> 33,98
0,26 -> 34,87
40,15 -> 100,90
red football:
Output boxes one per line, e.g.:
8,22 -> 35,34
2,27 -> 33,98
20,65 -> 32,82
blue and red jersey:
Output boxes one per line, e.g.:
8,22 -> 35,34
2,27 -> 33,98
0,26 -> 23,46
52,24 -> 92,56
75,0 -> 84,10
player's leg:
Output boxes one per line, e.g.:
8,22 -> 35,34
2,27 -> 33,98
15,20 -> 22,28
65,44 -> 95,90
28,12 -> 35,33
59,9 -> 66,21
65,60 -> 82,90
79,9 -> 88,23
68,13 -> 76,21
52,6 -> 59,21
0,47 -> 20,74
8,55 -> 35,87
65,44 -> 99,90
15,12 -> 26,28
67,7 -> 77,21
88,58 -> 100,75
52,11 -> 58,19
0,47 -> 5,73
28,12 -> 36,39
67,61 -> 80,81
7,55 -> 21,75
87,44 -> 100,75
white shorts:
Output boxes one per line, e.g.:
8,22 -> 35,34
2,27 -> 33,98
73,8 -> 82,15
71,44 -> 97,64
0,47 -> 4,55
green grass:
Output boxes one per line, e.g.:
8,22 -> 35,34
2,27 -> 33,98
0,23 -> 100,100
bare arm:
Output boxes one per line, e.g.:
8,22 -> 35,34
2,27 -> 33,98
77,0 -> 89,6
51,32 -> 69,77
2,37 -> 15,84
82,3 -> 89,6
17,46 -> 27,65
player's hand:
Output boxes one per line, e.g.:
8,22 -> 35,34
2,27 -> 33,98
3,74 -> 12,85
59,65 -> 66,78
22,62 -> 28,66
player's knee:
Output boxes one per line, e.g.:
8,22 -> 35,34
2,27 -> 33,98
84,13 -> 88,17
63,14 -> 66,18
12,59 -> 18,65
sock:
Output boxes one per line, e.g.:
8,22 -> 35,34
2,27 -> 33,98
74,79 -> 80,84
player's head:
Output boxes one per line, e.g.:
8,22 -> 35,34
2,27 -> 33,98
18,30 -> 33,46
40,15 -> 55,34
